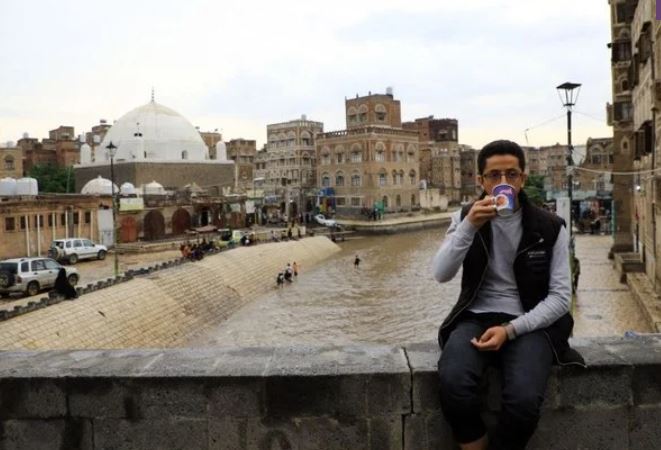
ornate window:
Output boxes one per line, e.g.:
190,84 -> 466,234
322,173 -> 331,187
375,104 -> 387,122
409,169 -> 417,185
351,173 -> 361,187
4,156 -> 14,170
335,171 -> 345,186
379,171 -> 387,186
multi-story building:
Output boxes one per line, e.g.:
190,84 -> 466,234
575,137 -> 614,194
459,145 -> 480,201
523,146 -> 548,176
617,0 -> 659,281
226,138 -> 256,192
402,117 -> 461,202
316,90 -> 419,216
18,126 -> 80,173
608,0 -> 637,256
255,116 -> 323,217
541,143 -> 569,195
200,130 -> 223,160
0,145 -> 23,178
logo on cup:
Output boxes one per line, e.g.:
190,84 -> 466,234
492,184 -> 515,216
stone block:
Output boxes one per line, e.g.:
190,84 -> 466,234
0,419 -> 93,450
630,406 -> 661,450
0,379 -> 67,419
38,297 -> 49,307
0,311 -> 8,320
265,375 -> 367,417
68,379 -> 128,419
632,366 -> 661,406
207,378 -> 264,418
368,415 -> 402,450
403,411 -> 455,450
366,373 -> 411,415
93,418 -> 208,450
527,408 -> 629,450
210,416 -> 373,450
557,365 -> 633,408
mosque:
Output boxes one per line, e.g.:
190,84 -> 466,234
74,93 -> 235,195
72,95 -> 246,242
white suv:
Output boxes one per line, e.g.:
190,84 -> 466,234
48,238 -> 108,264
0,257 -> 79,298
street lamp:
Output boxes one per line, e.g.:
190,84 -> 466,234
557,81 -> 581,239
106,141 -> 119,277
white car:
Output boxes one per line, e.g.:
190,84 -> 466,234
0,257 -> 79,297
48,238 -> 108,264
314,214 -> 337,227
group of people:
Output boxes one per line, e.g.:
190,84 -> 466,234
270,226 -> 302,242
276,262 -> 298,287
180,239 -> 216,261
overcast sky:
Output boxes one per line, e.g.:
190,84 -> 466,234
0,0 -> 612,150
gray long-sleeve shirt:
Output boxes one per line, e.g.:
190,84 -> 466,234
432,209 -> 571,338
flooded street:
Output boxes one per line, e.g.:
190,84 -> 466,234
197,228 -> 651,347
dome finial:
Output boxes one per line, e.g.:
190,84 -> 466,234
151,86 -> 155,103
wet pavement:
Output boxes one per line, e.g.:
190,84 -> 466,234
196,229 -> 652,348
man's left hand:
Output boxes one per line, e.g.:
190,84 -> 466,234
471,326 -> 508,351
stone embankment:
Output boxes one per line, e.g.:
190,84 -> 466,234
0,336 -> 659,449
0,236 -> 340,350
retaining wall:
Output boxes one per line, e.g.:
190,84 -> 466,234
0,236 -> 340,350
0,336 -> 659,449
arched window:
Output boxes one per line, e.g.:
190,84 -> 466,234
382,195 -> 389,208
359,104 -> 368,122
300,130 -> 312,146
348,106 -> 358,124
379,170 -> 387,186
375,104 -> 387,122
375,142 -> 386,162
351,173 -> 361,187
321,147 -> 331,165
4,156 -> 14,170
335,171 -> 345,187
322,173 -> 331,187
392,170 -> 398,185
409,169 -> 417,185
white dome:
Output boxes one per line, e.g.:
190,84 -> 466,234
81,175 -> 118,195
143,180 -> 165,195
120,182 -> 136,195
98,100 -> 209,162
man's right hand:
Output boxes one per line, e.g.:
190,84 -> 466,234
466,196 -> 497,228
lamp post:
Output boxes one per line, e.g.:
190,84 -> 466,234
106,141 -> 119,277
556,81 -> 581,240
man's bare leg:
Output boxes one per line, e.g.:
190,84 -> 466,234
460,434 -> 488,450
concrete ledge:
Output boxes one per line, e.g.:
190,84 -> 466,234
0,337 -> 660,449
613,252 -> 644,283
627,273 -> 661,332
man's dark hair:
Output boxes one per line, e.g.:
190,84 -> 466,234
477,140 -> 526,174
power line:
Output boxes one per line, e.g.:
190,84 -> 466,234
523,114 -> 566,145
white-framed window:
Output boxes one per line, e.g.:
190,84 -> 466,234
321,153 -> 331,165
322,174 -> 331,187
336,197 -> 346,206
336,172 -> 345,186
336,153 -> 344,164
4,156 -> 14,170
351,174 -> 361,187
351,152 -> 362,163
376,151 -> 385,162
351,197 -> 362,207
379,172 -> 387,186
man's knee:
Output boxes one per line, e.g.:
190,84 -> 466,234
503,388 -> 545,424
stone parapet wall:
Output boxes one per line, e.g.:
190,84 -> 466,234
0,336 -> 659,449
0,236 -> 339,350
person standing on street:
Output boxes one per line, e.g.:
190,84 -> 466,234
432,140 -> 585,450
354,255 -> 361,269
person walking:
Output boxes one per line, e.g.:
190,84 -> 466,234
53,268 -> 78,300
292,261 -> 299,277
431,140 -> 584,450
354,255 -> 361,268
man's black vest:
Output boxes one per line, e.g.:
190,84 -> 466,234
438,192 -> 584,366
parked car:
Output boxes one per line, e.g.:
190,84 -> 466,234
0,257 -> 79,298
48,238 -> 108,264
314,214 -> 337,227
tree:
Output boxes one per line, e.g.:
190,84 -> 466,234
27,164 -> 76,193
525,174 -> 546,206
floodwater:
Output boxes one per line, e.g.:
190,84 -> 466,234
197,227 -> 651,348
